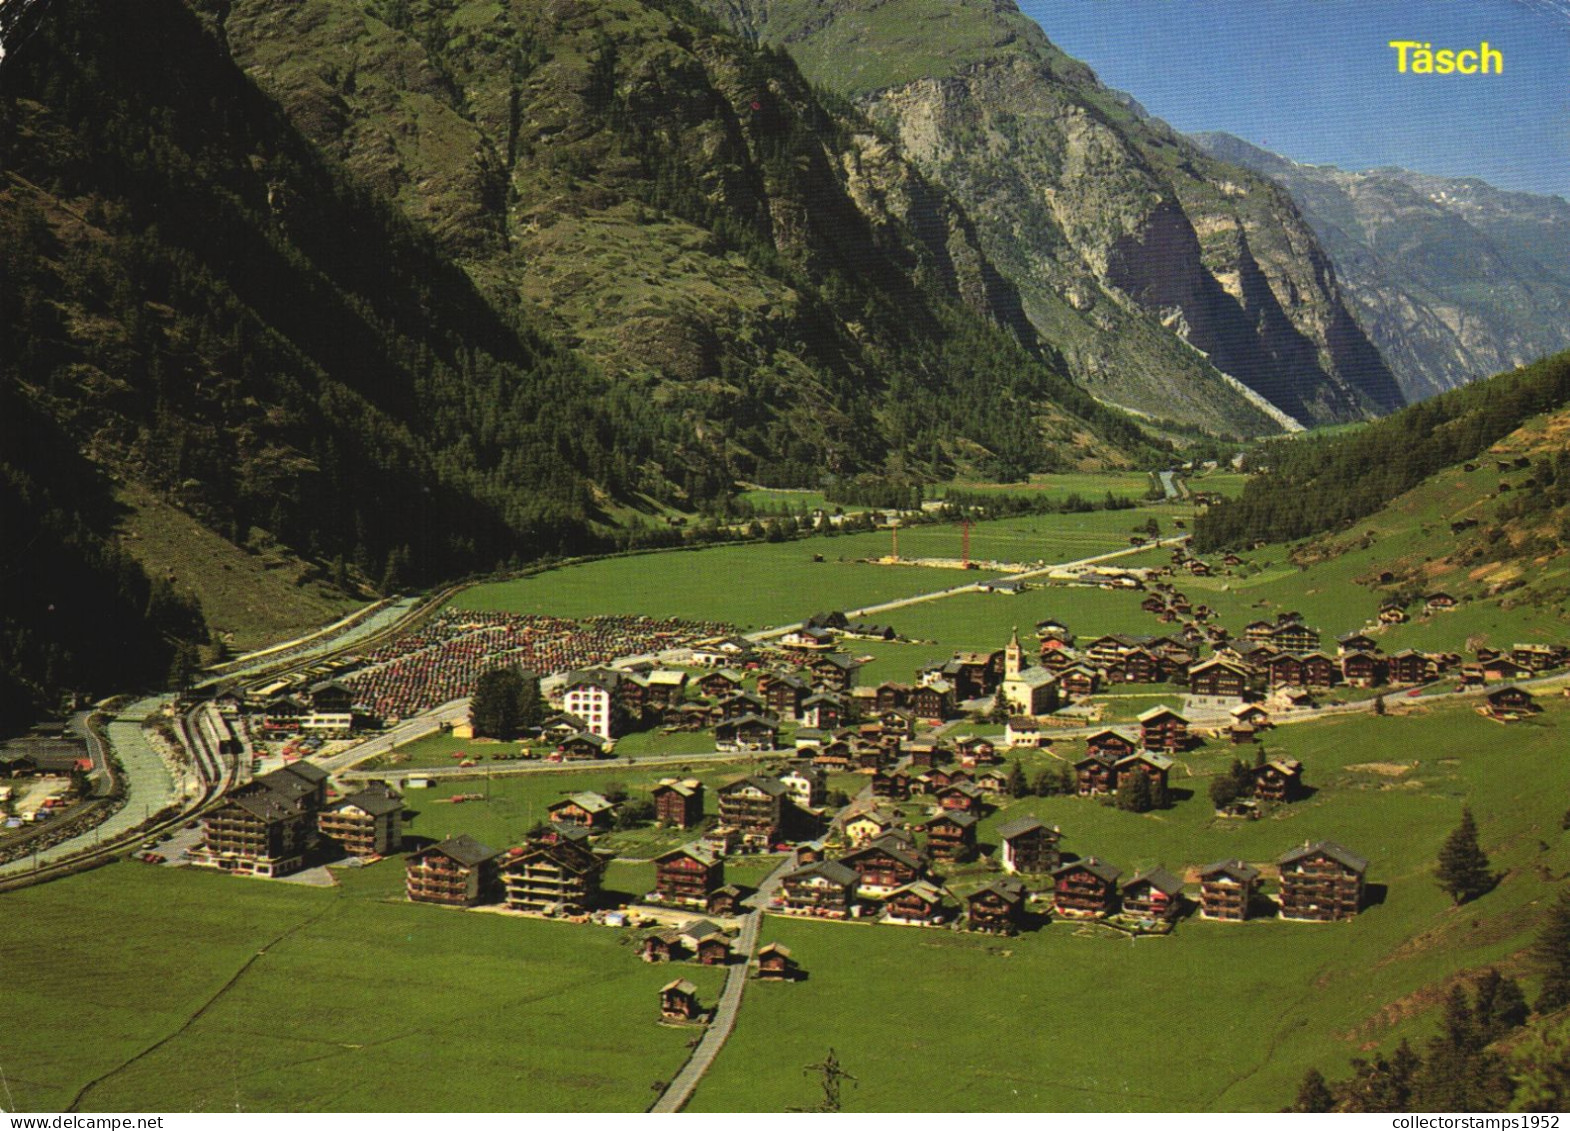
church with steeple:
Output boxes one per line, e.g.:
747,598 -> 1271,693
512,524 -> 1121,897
1000,626 -> 1058,717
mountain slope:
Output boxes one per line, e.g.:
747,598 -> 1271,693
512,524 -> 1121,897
703,0 -> 1405,433
218,0 -> 1160,484
1193,132 -> 1570,403
0,0 -> 1162,721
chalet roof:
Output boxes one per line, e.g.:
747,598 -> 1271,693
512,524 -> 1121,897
813,652 -> 860,671
700,668 -> 746,684
428,834 -> 500,868
1074,751 -> 1121,769
1261,758 -> 1303,775
1116,751 -> 1174,771
1189,657 -> 1252,675
781,765 -> 823,783
1085,726 -> 1141,745
1124,867 -> 1184,897
309,678 -> 355,696
1199,858 -> 1260,883
969,877 -> 1025,902
256,768 -> 317,802
334,788 -> 403,817
543,712 -> 589,731
563,668 -> 622,691
939,781 -> 983,798
841,841 -> 924,872
680,919 -> 722,942
995,816 -> 1048,840
1136,705 -> 1188,724
757,943 -> 792,959
548,822 -> 594,844
550,791 -> 613,814
661,979 -> 698,995
718,713 -> 779,731
1279,840 -> 1369,874
889,880 -> 947,904
923,809 -> 977,830
802,692 -> 843,707
644,928 -> 684,946
656,843 -> 720,867
653,778 -> 703,798
721,775 -> 788,797
504,839 -> 599,875
562,731 -> 609,750
786,860 -> 859,886
1054,856 -> 1120,883
280,760 -> 329,785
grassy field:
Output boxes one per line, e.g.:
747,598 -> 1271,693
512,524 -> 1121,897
937,471 -> 1157,502
448,505 -> 1187,628
690,696 -> 1570,1112
0,863 -> 724,1113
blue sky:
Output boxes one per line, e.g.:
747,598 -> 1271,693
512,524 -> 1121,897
1019,0 -> 1570,197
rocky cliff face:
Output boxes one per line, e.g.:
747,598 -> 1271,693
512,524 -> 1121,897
705,0 -> 1406,432
1193,132 -> 1570,402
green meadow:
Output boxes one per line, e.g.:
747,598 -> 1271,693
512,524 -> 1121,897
448,505 -> 1187,629
0,863 -> 723,1113
691,697 -> 1570,1112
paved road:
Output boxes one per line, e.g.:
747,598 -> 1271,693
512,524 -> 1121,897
0,696 -> 181,877
649,854 -> 794,1113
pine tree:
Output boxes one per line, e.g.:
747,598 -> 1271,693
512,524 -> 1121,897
515,670 -> 544,729
1006,760 -> 1027,798
1291,1067 -> 1334,1112
1209,774 -> 1240,810
1032,768 -> 1059,797
471,667 -> 525,739
1532,886 -> 1570,1012
1117,770 -> 1153,813
1436,807 -> 1493,905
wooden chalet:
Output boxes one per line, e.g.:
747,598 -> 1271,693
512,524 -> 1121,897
501,838 -> 606,914
883,880 -> 950,926
546,791 -> 615,830
904,739 -> 945,768
659,979 -> 704,1021
654,844 -> 724,907
652,778 -> 705,828
1278,840 -> 1368,922
1052,857 -> 1121,918
317,783 -> 403,858
910,681 -> 955,722
1482,656 -> 1532,682
558,731 -> 610,760
1187,658 -> 1253,698
405,835 -> 502,907
870,769 -> 911,801
779,860 -> 859,919
973,768 -> 1011,796
1424,592 -> 1457,613
715,713 -> 780,753
1084,727 -> 1139,760
1056,666 -> 1100,700
1120,867 -> 1184,921
800,692 -> 845,730
1198,859 -> 1260,921
1511,643 -> 1563,672
936,780 -> 983,814
811,741 -> 855,771
809,652 -> 861,692
755,943 -> 798,981
1340,651 -> 1385,688
954,735 -> 999,766
1075,752 -> 1120,796
965,877 -> 1027,935
1484,685 -> 1540,719
839,839 -> 924,894
947,649 -> 1005,698
696,669 -> 745,699
875,682 -> 912,712
639,929 -> 683,962
717,776 -> 790,847
1137,706 -> 1189,753
922,810 -> 978,863
706,884 -> 743,917
1251,758 -> 1303,802
763,674 -> 811,719
1336,633 -> 1379,656
695,935 -> 731,966
996,816 -> 1061,875
1115,751 -> 1173,795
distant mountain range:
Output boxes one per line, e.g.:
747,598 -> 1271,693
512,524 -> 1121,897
1191,132 -> 1570,401
704,0 -> 1405,432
